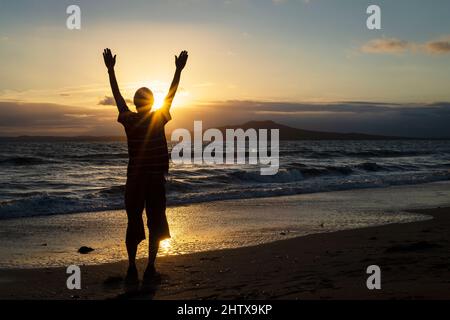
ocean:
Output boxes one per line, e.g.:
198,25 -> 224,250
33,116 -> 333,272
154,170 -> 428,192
1,139 -> 450,220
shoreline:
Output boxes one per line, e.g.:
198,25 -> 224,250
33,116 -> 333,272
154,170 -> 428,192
0,183 -> 443,223
2,182 -> 449,269
1,206 -> 449,299
3,179 -> 450,222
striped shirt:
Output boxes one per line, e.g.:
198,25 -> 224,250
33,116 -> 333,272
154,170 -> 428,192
118,108 -> 171,176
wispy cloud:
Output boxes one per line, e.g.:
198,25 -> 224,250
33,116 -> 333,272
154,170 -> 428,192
361,38 -> 411,54
361,36 -> 450,55
98,96 -> 133,106
0,101 -> 117,136
193,100 -> 450,138
98,96 -> 116,106
2,100 -> 450,138
424,37 -> 450,54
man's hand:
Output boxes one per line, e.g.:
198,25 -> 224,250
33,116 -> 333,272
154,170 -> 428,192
103,48 -> 116,71
164,50 -> 188,111
175,50 -> 188,71
103,48 -> 128,113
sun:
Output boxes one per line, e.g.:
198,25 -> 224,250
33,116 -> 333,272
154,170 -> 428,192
126,80 -> 190,111
151,91 -> 166,110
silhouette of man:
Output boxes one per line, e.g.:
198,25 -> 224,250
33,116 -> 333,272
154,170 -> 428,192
103,48 -> 188,283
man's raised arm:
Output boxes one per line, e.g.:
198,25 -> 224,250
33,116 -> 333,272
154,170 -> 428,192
103,48 -> 129,113
162,50 -> 189,111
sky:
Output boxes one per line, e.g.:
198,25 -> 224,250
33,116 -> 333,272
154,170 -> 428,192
0,0 -> 450,137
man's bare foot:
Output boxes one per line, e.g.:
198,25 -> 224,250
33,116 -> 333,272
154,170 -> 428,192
143,265 -> 159,284
125,264 -> 139,285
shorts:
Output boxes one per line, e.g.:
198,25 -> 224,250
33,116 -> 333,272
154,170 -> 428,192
125,173 -> 170,245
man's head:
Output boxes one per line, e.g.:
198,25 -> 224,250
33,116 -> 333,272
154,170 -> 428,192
134,87 -> 154,113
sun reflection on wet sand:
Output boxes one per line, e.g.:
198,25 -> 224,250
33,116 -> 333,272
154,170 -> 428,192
2,183 -> 450,268
159,239 -> 172,254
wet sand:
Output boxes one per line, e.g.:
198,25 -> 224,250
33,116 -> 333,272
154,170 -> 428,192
4,182 -> 450,269
1,207 -> 449,300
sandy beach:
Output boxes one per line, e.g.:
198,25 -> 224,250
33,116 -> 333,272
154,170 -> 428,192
1,205 -> 449,300
2,0 -> 450,306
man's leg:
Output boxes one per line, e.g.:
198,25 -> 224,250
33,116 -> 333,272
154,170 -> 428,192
143,237 -> 159,282
125,177 -> 146,282
124,240 -> 139,284
145,237 -> 160,275
144,174 -> 170,280
126,239 -> 138,266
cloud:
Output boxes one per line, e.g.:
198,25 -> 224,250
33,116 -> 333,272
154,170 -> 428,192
361,38 -> 411,54
98,96 -> 133,106
179,100 -> 450,138
98,96 -> 116,106
0,101 -> 119,136
361,36 -> 450,55
424,37 -> 450,54
2,100 -> 450,138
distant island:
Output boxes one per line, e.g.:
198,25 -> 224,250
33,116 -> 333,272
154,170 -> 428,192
0,120 -> 418,141
215,120 -> 411,140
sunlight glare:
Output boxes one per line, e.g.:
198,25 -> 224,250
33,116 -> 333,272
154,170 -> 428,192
125,80 -> 190,111
159,238 -> 172,254
152,91 -> 165,110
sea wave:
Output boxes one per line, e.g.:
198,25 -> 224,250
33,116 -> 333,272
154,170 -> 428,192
0,156 -> 61,166
1,169 -> 450,220
281,149 -> 441,159
2,140 -> 450,219
64,153 -> 129,160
